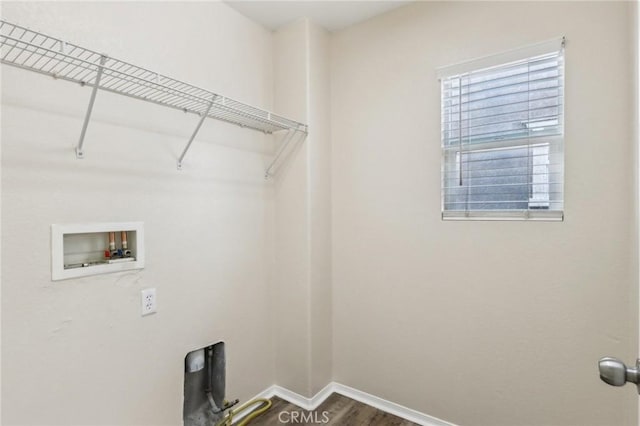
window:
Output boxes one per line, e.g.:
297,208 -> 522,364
439,39 -> 564,220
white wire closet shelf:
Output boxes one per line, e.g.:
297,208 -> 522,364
0,20 -> 308,174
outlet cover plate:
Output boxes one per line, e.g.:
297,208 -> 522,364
141,288 -> 157,316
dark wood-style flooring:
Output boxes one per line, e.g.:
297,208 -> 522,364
249,393 -> 420,426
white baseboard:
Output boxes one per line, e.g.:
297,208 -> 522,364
269,382 -> 335,411
242,381 -> 457,426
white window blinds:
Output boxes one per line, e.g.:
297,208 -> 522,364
440,39 -> 564,220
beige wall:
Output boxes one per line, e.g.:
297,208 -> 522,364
330,2 -> 638,426
273,18 -> 312,395
307,21 -> 333,396
2,1 -> 637,426
1,2 -> 277,425
273,18 -> 332,398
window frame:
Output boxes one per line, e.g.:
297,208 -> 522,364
438,38 -> 565,221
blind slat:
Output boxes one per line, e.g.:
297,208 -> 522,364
443,87 -> 563,111
443,103 -> 562,123
443,74 -> 562,99
443,114 -> 562,136
441,56 -> 561,86
444,55 -> 562,83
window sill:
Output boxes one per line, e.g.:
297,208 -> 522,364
442,211 -> 564,221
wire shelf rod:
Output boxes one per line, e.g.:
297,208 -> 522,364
177,99 -> 216,170
1,30 -> 302,131
1,19 -> 308,174
265,129 -> 302,178
76,55 -> 106,159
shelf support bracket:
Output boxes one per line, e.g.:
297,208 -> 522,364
75,55 -> 107,159
177,99 -> 215,170
265,129 -> 300,179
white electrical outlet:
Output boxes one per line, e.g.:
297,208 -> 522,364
141,288 -> 157,316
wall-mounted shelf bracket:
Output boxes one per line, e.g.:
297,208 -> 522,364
177,97 -> 216,170
265,128 -> 306,179
75,54 -> 107,159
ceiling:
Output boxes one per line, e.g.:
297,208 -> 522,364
224,1 -> 412,32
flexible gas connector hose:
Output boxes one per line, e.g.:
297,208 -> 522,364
214,398 -> 272,426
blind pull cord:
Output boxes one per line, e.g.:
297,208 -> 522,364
527,61 -> 532,204
459,75 -> 463,187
